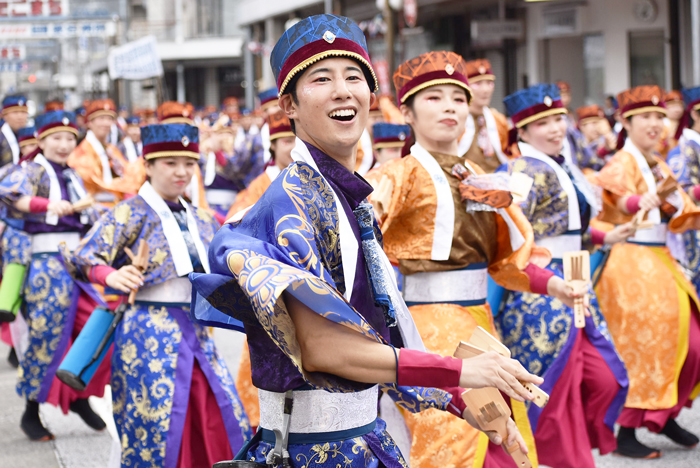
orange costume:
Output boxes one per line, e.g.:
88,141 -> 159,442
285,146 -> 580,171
457,59 -> 513,173
595,86 -> 700,432
67,99 -> 133,204
366,51 -> 549,468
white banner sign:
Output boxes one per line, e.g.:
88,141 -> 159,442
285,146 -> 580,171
0,21 -> 115,39
108,36 -> 163,80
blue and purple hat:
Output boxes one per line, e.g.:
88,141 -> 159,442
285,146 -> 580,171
125,116 -> 141,126
34,111 -> 78,139
271,14 -> 378,96
141,123 -> 200,160
17,126 -> 37,147
2,95 -> 27,115
372,123 -> 410,149
504,84 -> 567,128
258,87 -> 279,111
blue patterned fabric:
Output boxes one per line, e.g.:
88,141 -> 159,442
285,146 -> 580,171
667,135 -> 700,291
141,123 -> 198,146
270,14 -> 376,92
17,253 -> 105,402
503,83 -> 561,118
34,110 -> 76,130
372,123 -> 410,145
111,303 -> 251,466
243,418 -> 408,468
682,86 -> 700,107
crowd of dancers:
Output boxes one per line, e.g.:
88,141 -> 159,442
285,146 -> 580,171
0,12 -> 699,468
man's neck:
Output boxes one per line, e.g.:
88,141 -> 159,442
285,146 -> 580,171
691,124 -> 700,136
470,104 -> 486,117
89,130 -> 108,147
297,131 -> 356,172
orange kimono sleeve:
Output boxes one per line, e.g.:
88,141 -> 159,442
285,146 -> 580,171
492,108 -> 512,156
594,151 -> 642,225
657,158 -> 700,232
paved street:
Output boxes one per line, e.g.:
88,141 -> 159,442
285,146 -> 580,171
1,330 -> 699,467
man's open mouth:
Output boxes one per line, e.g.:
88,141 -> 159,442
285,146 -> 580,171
329,109 -> 356,122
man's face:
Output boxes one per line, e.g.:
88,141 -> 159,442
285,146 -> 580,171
469,80 -> 495,111
126,125 -> 141,142
240,115 -> 253,132
666,101 -> 685,121
4,110 -> 28,132
560,91 -> 572,108
281,57 -> 373,157
87,114 -> 115,142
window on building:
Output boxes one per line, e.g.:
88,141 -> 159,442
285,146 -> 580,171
196,0 -> 222,37
629,30 -> 666,88
583,33 -> 605,105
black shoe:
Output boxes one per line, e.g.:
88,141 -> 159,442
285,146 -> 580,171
20,401 -> 54,441
7,347 -> 18,368
614,426 -> 662,459
69,398 -> 106,431
660,418 -> 699,448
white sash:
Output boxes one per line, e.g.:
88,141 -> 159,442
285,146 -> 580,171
234,127 -> 246,151
682,128 -> 700,147
110,123 -> 119,146
290,138 -> 425,351
624,139 -> 661,225
518,142 -> 581,231
561,137 -> 600,215
458,108 -> 508,164
2,122 -> 19,164
86,130 -> 113,184
33,154 -> 60,225
265,164 -> 281,181
187,170 -> 200,207
261,123 -> 272,164
122,136 -> 138,162
138,181 -> 210,276
356,128 -> 374,176
204,151 -> 217,186
409,143 -> 455,260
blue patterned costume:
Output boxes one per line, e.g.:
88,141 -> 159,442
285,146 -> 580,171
67,123 -> 252,467
667,131 -> 700,292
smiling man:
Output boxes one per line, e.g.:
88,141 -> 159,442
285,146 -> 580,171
189,14 -> 542,468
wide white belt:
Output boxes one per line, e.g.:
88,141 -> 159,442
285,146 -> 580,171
536,233 -> 582,260
629,223 -> 668,245
135,277 -> 192,304
205,188 -> 237,206
259,385 -> 378,434
403,267 -> 488,304
94,191 -> 117,203
31,232 -> 81,254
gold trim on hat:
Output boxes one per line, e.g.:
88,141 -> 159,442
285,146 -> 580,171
88,109 -> 117,120
515,107 -> 567,128
269,131 -> 295,141
161,117 -> 194,124
279,50 -> 379,96
19,138 -> 38,147
400,78 -> 473,104
467,74 -> 495,83
144,150 -> 200,160
621,105 -> 668,119
2,105 -> 28,115
38,126 -> 79,139
374,141 -> 407,149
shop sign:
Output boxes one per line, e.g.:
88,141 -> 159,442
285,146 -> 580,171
0,43 -> 24,59
0,21 -> 115,38
471,19 -> 523,46
0,0 -> 68,19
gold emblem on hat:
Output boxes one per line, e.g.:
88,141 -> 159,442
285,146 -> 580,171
478,66 -> 486,75
651,95 -> 659,105
181,136 -> 190,147
445,64 -> 455,75
183,110 -> 190,117
544,96 -> 553,107
104,103 -> 110,110
323,31 -> 336,43
62,117 -> 69,125
18,100 -> 24,106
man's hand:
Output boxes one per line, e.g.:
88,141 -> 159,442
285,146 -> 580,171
458,352 -> 543,402
105,265 -> 144,293
604,222 -> 636,244
463,410 -> 529,453
546,276 -> 590,313
638,192 -> 662,212
48,200 -> 74,217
